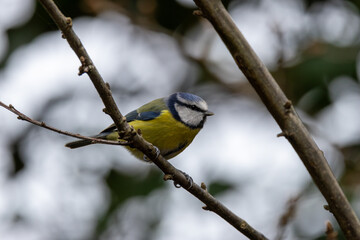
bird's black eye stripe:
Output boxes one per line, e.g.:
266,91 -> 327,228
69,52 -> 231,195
186,103 -> 205,112
189,104 -> 201,111
176,100 -> 206,112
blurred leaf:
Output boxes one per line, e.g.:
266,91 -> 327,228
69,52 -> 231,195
207,180 -> 234,196
155,0 -> 193,30
340,144 -> 360,187
2,0 -> 89,68
304,0 -> 360,10
9,140 -> 25,177
273,42 -> 359,114
96,168 -> 165,235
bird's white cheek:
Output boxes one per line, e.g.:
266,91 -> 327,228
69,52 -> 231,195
188,113 -> 204,127
176,106 -> 203,127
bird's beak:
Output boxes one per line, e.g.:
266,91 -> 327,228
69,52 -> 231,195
205,110 -> 214,116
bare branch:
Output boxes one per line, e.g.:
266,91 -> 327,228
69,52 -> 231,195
29,0 -> 269,239
193,0 -> 360,238
275,195 -> 301,240
0,101 -> 129,146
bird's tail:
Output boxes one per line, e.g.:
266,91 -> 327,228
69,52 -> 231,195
65,132 -> 110,149
65,139 -> 93,149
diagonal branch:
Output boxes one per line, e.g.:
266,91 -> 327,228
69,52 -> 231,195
31,0 -> 269,239
193,0 -> 360,239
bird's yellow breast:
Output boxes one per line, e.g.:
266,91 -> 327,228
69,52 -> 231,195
107,110 -> 201,160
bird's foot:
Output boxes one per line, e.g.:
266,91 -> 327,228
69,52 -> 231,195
143,146 -> 160,162
173,170 -> 193,189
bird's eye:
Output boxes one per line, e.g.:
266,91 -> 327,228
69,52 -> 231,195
189,105 -> 197,110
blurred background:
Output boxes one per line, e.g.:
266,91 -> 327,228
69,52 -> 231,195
0,0 -> 360,239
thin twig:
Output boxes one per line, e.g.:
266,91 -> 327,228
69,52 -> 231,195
193,0 -> 360,238
0,101 -> 129,146
33,0 -> 268,239
275,195 -> 301,240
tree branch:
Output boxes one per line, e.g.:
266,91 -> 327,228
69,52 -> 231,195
275,194 -> 301,240
193,0 -> 360,239
30,0 -> 269,239
0,101 -> 129,146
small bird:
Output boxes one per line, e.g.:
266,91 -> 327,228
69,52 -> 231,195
65,92 -> 213,161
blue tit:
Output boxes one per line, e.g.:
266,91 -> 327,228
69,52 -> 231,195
65,92 -> 214,160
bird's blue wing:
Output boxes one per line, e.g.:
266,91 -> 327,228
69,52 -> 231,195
100,97 -> 166,134
126,98 -> 166,122
99,110 -> 162,134
125,110 -> 161,122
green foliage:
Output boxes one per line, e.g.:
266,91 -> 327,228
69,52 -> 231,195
2,0 -> 88,68
274,43 -> 359,114
95,168 -> 165,235
207,180 -> 235,196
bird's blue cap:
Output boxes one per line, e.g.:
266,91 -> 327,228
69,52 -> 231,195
177,92 -> 204,103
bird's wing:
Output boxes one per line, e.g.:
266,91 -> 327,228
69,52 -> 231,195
100,98 -> 167,133
125,110 -> 161,122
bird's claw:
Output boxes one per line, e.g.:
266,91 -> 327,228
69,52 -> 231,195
143,146 -> 160,162
173,170 -> 193,189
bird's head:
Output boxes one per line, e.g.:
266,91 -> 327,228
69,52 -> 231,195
166,92 -> 214,129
